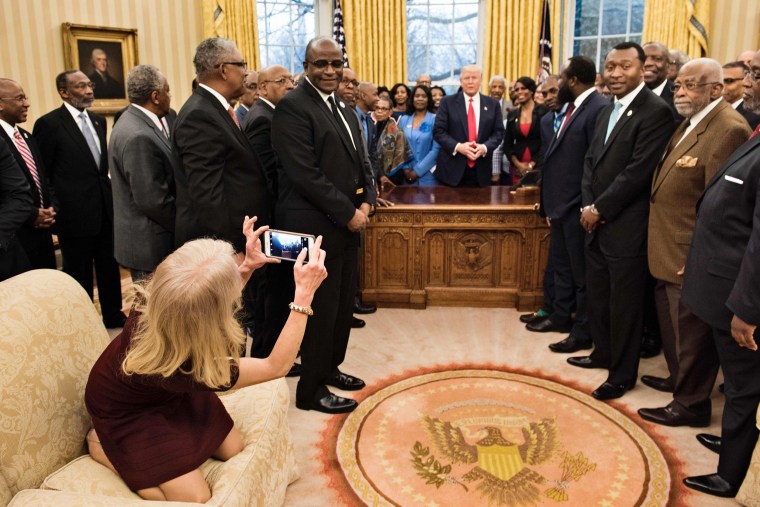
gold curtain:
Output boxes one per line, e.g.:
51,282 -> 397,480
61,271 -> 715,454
483,0 -> 564,88
202,0 -> 260,69
340,0 -> 407,86
642,0 -> 710,58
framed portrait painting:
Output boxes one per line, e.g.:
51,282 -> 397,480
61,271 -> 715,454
62,23 -> 138,114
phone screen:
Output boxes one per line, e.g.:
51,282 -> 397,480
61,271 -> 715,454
268,230 -> 311,262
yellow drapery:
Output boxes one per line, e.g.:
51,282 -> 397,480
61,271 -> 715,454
202,0 -> 260,70
483,0 -> 564,87
642,0 -> 710,58
340,0 -> 407,86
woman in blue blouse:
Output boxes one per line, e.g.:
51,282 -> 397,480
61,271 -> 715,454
395,85 -> 440,186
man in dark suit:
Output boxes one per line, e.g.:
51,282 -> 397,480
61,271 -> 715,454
271,36 -> 376,414
644,42 -> 681,122
33,70 -> 125,328
173,38 -> 272,345
723,61 -> 760,130
433,64 -> 505,187
533,57 -> 608,353
241,64 -> 295,360
638,59 -> 751,427
0,138 -> 34,282
88,48 -> 124,100
570,42 -> 675,400
110,65 -> 177,282
681,50 -> 760,499
0,79 -> 57,269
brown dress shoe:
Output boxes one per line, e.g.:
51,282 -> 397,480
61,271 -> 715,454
638,404 -> 710,427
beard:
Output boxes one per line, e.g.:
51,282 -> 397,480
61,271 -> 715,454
745,92 -> 760,114
675,96 -> 710,119
69,96 -> 94,109
557,84 -> 574,106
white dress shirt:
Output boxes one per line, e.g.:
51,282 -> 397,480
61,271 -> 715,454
303,76 -> 356,149
675,97 -> 723,147
63,101 -> 101,152
131,104 -> 170,137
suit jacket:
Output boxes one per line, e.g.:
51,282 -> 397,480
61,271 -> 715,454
433,92 -> 505,186
737,101 -> 760,131
503,104 -> 549,164
270,78 -> 376,253
682,133 -> 760,329
109,105 -> 177,272
539,91 -> 608,219
581,86 -> 675,257
235,104 -> 249,125
0,126 -> 56,216
0,140 -> 34,280
397,112 -> 440,185
649,100 -> 751,284
173,86 -> 271,252
89,71 -> 124,100
242,99 -> 278,203
32,105 -> 112,238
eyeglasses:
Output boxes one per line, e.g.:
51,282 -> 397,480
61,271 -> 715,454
375,106 -> 390,111
539,88 -> 558,97
745,70 -> 760,82
306,59 -> 345,70
671,81 -> 720,92
71,82 -> 95,90
341,78 -> 359,87
244,83 -> 258,90
723,77 -> 744,84
219,61 -> 247,70
0,95 -> 28,102
262,77 -> 296,86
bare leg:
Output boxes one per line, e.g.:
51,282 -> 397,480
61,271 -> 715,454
155,469 -> 211,503
213,425 -> 244,460
86,429 -> 117,473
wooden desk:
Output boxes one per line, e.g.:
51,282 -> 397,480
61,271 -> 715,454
361,186 -> 549,310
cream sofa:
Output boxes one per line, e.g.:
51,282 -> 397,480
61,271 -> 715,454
0,269 -> 298,506
738,406 -> 760,506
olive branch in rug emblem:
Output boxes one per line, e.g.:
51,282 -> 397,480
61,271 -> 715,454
411,416 -> 596,505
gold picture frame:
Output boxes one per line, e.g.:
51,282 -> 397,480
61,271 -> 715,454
62,23 -> 138,114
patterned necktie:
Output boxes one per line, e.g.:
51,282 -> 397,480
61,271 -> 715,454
228,106 -> 240,129
604,101 -> 623,144
467,97 -> 476,168
13,129 -> 44,205
78,112 -> 101,167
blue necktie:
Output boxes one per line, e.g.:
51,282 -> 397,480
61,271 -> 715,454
604,101 -> 623,144
553,111 -> 565,133
79,112 -> 101,167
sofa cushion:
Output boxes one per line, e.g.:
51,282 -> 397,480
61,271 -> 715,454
43,379 -> 298,506
0,270 -> 110,503
8,489 -> 203,506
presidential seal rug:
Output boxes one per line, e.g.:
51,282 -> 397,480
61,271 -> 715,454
322,365 -> 678,507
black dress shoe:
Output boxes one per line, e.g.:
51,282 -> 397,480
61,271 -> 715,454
592,381 -> 634,400
286,362 -> 302,377
526,318 -> 572,333
351,317 -> 366,328
640,375 -> 674,393
519,312 -> 545,324
696,433 -> 721,454
549,336 -> 593,353
103,313 -> 127,329
353,298 -> 377,314
683,474 -> 738,498
567,356 -> 605,369
295,393 -> 358,414
640,336 -> 662,358
638,404 -> 710,427
326,370 -> 366,391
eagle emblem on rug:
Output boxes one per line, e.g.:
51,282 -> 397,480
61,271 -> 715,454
418,416 -> 557,505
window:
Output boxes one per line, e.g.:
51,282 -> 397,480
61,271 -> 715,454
406,0 -> 480,93
572,0 -> 644,68
257,0 -> 316,74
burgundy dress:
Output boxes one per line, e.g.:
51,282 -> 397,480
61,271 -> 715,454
85,312 -> 239,490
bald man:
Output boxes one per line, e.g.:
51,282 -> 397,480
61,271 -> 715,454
433,64 -> 504,187
638,58 -> 752,428
738,49 -> 756,69
416,74 -> 431,88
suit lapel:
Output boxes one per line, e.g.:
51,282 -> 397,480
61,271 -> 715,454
302,83 -> 360,161
195,88 -> 251,149
59,106 -> 100,172
0,129 -> 27,176
546,100 -> 587,158
595,88 -> 648,164
129,106 -> 173,151
476,94 -> 490,143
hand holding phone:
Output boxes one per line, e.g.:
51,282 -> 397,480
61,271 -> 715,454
292,235 -> 327,306
240,216 -> 280,275
264,229 -> 316,262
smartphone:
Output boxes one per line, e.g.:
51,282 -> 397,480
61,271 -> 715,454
263,229 -> 315,262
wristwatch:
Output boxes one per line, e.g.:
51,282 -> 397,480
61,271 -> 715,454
368,204 -> 377,217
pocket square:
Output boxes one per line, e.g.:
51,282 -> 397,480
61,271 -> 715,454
725,175 -> 744,185
675,156 -> 698,168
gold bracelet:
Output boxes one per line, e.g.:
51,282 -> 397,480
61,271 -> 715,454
289,302 -> 313,316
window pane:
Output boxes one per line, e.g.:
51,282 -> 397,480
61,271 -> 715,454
573,38 -> 599,63
428,45 -> 452,82
453,5 -> 479,45
602,0 -> 628,35
630,0 -> 645,33
408,45 -> 428,82
600,36 -> 627,63
257,0 -> 315,74
574,0 -> 600,37
573,0 -> 643,69
407,5 -> 429,44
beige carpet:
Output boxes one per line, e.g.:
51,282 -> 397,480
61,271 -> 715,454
283,306 -> 736,507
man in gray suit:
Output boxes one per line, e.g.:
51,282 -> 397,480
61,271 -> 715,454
110,64 -> 176,281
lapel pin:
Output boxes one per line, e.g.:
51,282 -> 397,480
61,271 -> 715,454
627,110 -> 632,117
339,101 -> 345,108
484,106 -> 488,111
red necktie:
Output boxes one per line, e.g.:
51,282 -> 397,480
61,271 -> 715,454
467,97 -> 476,168
557,103 -> 576,137
13,129 -> 44,205
228,106 -> 240,129
751,123 -> 760,139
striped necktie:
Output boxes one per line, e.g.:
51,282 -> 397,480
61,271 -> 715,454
13,129 -> 44,205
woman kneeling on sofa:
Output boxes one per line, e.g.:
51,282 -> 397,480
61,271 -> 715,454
84,216 -> 326,503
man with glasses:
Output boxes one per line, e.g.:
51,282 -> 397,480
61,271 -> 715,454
271,36 -> 376,414
235,70 -> 258,124
638,59 -> 751,429
337,67 -> 359,108
0,79 -> 57,271
174,38 -> 272,348
723,61 -> 760,130
681,50 -> 760,499
33,70 -> 126,328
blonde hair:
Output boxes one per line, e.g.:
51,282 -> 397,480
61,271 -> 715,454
122,238 -> 246,389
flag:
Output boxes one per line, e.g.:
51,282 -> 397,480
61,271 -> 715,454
536,0 -> 552,85
333,0 -> 350,67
